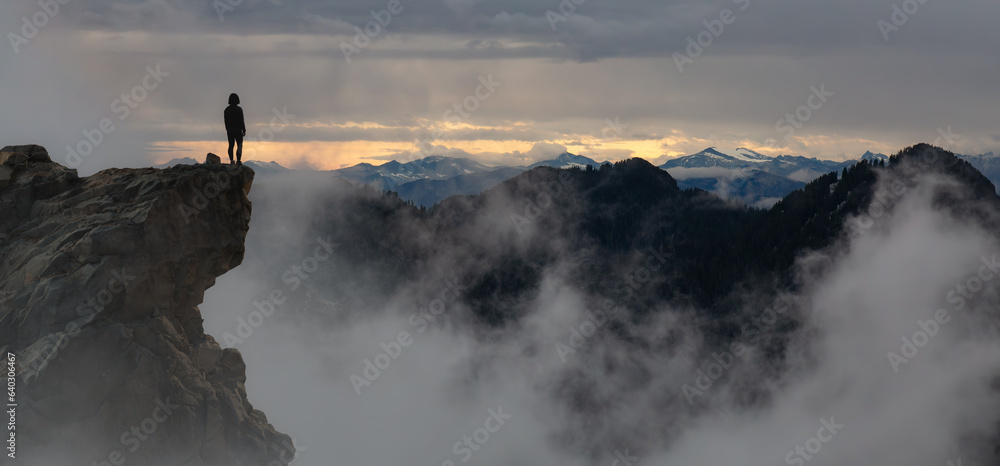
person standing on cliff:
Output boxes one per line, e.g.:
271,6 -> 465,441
224,93 -> 246,165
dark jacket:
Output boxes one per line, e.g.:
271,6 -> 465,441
225,105 -> 246,137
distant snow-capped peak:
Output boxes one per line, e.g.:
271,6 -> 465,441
660,147 -> 772,169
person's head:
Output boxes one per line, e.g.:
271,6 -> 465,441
228,93 -> 240,105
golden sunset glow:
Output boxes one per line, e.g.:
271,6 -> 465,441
150,136 -> 707,170
150,141 -> 414,170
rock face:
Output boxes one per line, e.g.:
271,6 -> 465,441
0,145 -> 294,465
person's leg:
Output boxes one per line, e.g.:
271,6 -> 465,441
227,134 -> 236,164
236,136 -> 243,164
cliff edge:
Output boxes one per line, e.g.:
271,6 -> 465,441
0,145 -> 294,465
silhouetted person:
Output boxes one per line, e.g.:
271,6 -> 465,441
225,93 -> 246,165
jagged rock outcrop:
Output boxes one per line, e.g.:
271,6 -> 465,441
0,145 -> 294,465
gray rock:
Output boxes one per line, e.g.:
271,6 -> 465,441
0,144 -> 50,166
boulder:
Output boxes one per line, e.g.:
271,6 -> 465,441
1,144 -> 51,167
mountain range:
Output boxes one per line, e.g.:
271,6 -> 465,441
659,147 -> 892,206
658,147 -> 889,179
158,153 -> 605,207
956,151 -> 1000,189
158,147 -> 1000,208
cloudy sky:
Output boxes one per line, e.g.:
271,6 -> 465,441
1,0 -> 998,174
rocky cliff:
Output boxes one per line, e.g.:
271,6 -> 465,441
0,145 -> 294,465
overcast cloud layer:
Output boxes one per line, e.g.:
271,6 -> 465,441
1,0 -> 998,174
